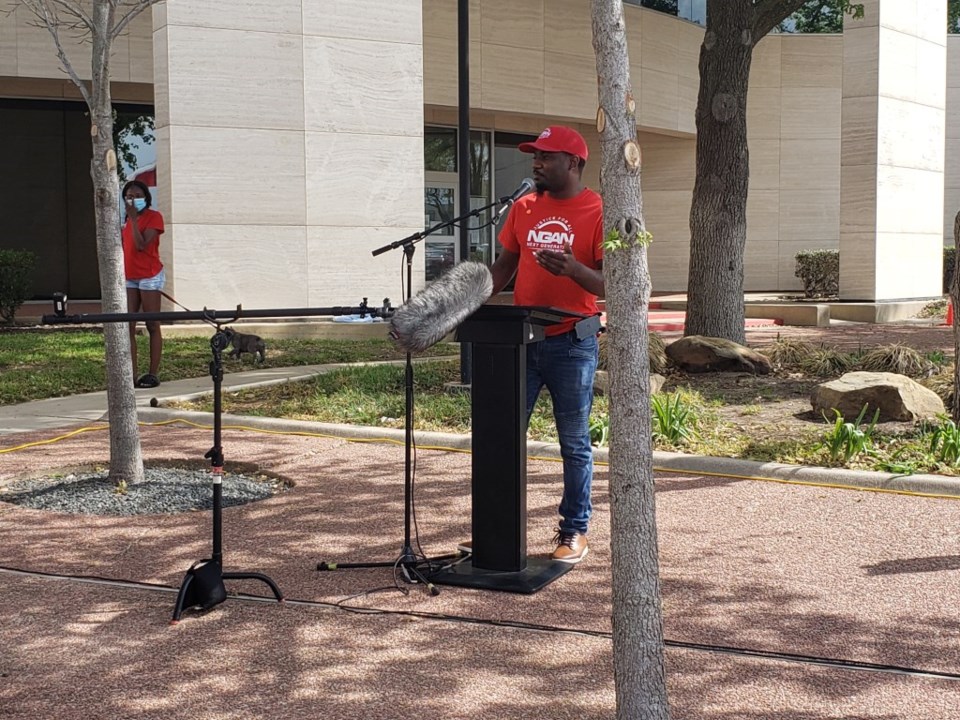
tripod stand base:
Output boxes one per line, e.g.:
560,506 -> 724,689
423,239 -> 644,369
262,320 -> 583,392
171,559 -> 284,623
429,557 -> 573,594
317,551 -> 462,596
317,553 -> 461,572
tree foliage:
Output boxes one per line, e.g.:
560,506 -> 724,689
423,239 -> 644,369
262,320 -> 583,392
639,0 -> 678,14
113,110 -> 155,182
782,0 -> 958,33
780,0 -> 845,32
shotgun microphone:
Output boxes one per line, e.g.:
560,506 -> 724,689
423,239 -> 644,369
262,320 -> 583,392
389,261 -> 493,353
494,177 -> 536,222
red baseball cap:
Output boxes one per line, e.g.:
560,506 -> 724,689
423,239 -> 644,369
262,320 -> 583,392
518,126 -> 589,161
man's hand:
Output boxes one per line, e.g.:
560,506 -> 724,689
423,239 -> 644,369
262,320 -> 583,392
535,241 -> 577,277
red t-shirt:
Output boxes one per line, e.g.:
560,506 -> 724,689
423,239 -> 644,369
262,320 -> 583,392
122,209 -> 165,280
498,188 -> 603,335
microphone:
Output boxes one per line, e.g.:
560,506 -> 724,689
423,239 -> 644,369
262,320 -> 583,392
389,261 -> 493,353
494,177 -> 535,222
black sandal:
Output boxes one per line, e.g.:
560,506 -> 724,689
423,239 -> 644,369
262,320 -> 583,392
136,373 -> 160,388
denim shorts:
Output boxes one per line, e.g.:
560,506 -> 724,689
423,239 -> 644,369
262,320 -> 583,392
126,268 -> 165,291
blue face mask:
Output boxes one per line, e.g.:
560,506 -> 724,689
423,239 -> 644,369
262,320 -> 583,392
133,198 -> 147,212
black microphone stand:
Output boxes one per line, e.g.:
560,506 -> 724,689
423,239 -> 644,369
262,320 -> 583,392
42,299 -> 393,620
316,195 -> 508,592
170,322 -> 284,622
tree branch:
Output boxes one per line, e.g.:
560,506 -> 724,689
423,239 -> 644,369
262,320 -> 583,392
112,0 -> 158,40
48,0 -> 93,32
752,0 -> 809,41
20,0 -> 92,105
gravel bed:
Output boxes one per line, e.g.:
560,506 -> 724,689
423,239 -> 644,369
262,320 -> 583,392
0,466 -> 286,516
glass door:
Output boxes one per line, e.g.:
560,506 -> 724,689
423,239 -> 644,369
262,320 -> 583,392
424,179 -> 457,282
423,126 -> 494,281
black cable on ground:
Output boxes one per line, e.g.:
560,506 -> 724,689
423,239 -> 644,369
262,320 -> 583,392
2,564 -> 959,682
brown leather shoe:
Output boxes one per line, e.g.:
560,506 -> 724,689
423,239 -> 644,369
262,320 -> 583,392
551,531 -> 588,564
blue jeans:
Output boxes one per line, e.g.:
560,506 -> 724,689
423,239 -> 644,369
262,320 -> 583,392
526,331 -> 598,535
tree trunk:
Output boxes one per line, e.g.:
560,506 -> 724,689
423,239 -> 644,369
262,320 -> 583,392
90,0 -> 144,485
684,0 -> 755,344
683,0 -> 819,342
592,2 -> 670,718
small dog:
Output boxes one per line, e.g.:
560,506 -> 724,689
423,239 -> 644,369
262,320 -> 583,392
223,327 -> 266,363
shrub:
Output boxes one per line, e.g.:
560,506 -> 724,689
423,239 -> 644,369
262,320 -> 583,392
760,337 -> 816,369
800,346 -> 855,377
926,415 -> 960,466
649,332 -> 667,374
927,350 -> 948,367
651,391 -> 699,445
589,413 -> 609,448
858,343 -> 935,378
921,367 -> 955,409
0,249 -> 37,324
820,405 -> 879,464
797,247 -> 953,297
795,249 -> 839,298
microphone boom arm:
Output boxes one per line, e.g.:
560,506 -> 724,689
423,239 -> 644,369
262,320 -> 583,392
371,196 -> 506,258
41,300 -> 394,326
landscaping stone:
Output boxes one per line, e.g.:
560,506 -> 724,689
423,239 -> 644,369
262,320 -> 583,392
665,335 -> 772,374
810,371 -> 945,423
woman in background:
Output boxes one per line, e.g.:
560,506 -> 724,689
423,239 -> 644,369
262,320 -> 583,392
120,179 -> 165,388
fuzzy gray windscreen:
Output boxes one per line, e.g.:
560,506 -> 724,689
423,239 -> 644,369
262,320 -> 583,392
389,261 -> 494,353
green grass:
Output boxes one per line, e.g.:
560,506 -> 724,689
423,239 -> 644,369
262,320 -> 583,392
187,366 -> 960,476
170,357 -> 610,442
0,329 -> 457,405
8,328 -> 960,477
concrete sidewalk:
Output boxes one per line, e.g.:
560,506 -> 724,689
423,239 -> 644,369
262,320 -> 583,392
0,362 -> 392,436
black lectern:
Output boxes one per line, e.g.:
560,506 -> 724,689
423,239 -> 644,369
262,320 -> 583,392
430,304 -> 586,593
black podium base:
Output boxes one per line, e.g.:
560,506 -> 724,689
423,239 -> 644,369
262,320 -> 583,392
429,556 -> 574,594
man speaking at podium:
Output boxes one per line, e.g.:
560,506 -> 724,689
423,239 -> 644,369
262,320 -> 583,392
488,125 -> 605,564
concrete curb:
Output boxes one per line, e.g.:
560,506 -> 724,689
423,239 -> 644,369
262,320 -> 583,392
139,358 -> 415,405
649,450 -> 960,497
139,405 -> 960,499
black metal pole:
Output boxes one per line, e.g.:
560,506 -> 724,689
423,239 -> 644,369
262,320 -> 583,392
458,0 -> 473,385
402,244 -> 416,560
42,302 -> 393,326
172,326 -> 284,622
209,331 -> 225,564
317,242 -> 453,595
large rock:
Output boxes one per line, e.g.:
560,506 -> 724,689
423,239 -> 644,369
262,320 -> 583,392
665,335 -> 772,375
811,371 -> 945,422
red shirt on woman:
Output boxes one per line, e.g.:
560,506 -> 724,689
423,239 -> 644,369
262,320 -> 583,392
122,208 -> 165,280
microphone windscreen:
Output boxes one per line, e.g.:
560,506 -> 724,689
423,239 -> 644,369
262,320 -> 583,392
389,261 -> 493,353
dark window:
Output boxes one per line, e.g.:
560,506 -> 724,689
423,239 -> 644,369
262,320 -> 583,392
0,99 -> 153,299
624,0 -> 705,26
